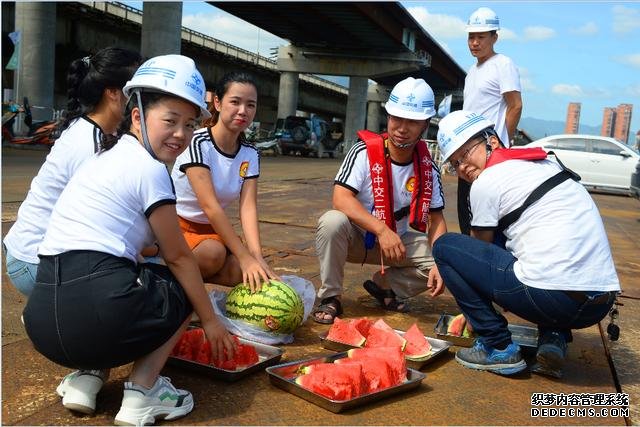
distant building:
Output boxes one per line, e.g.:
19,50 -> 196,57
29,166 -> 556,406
565,102 -> 581,134
614,104 -> 633,144
601,107 -> 616,138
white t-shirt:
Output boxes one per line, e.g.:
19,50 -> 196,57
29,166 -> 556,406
463,53 -> 521,147
39,134 -> 176,263
335,141 -> 445,236
4,117 -> 103,263
470,158 -> 620,292
171,127 -> 260,224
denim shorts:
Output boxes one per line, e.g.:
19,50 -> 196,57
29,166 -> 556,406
23,250 -> 193,370
4,246 -> 38,296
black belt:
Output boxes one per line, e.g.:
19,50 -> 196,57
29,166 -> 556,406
563,291 -> 615,305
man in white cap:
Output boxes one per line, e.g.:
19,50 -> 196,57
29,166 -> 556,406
312,77 -> 448,323
458,7 -> 522,235
433,110 -> 620,377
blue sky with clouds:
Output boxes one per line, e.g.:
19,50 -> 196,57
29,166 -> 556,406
126,1 -> 639,139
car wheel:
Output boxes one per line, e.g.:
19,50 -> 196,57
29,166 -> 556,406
292,126 -> 307,143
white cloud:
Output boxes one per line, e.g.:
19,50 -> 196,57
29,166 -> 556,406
407,6 -> 467,40
613,53 -> 640,69
627,84 -> 640,97
182,12 -> 284,57
570,22 -> 598,36
523,26 -> 556,41
497,28 -> 517,41
613,5 -> 640,34
552,84 -> 585,97
518,67 -> 537,92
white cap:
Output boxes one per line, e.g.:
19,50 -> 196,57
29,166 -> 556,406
466,7 -> 500,33
123,54 -> 210,119
437,110 -> 494,162
384,77 -> 436,120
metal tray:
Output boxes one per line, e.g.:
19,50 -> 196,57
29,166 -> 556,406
434,313 -> 539,348
266,352 -> 426,413
319,330 -> 451,370
167,335 -> 284,382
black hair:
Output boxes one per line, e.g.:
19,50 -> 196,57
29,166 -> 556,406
52,46 -> 142,140
202,71 -> 257,129
100,92 -> 166,152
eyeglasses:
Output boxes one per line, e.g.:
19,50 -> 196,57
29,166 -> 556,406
449,140 -> 484,169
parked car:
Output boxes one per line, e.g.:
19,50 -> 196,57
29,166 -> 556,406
630,157 -> 640,200
524,134 -> 639,195
275,115 -> 342,158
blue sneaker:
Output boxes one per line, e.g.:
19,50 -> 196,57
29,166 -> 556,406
532,332 -> 567,379
455,340 -> 527,375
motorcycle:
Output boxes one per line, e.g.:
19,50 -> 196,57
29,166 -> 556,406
2,97 -> 56,146
255,138 -> 281,156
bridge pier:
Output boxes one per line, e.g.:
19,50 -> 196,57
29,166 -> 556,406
141,2 -> 182,56
276,72 -> 299,120
366,83 -> 388,133
343,76 -> 368,149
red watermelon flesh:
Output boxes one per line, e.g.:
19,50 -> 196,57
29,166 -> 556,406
350,318 -> 374,337
236,343 -> 260,367
364,319 -> 406,350
347,346 -> 407,384
335,357 -> 394,393
326,317 -> 366,346
403,323 -> 432,359
297,363 -> 365,400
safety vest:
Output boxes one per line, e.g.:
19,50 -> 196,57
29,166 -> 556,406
357,130 -> 432,233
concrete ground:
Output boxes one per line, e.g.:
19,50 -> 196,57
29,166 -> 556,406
2,146 -> 638,425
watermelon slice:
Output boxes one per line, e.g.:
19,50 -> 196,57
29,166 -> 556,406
403,323 -> 432,360
297,363 -> 365,400
447,314 -> 467,336
326,317 -> 366,346
236,343 -> 260,367
347,346 -> 407,384
335,357 -> 394,393
364,319 -> 406,350
350,318 -> 374,337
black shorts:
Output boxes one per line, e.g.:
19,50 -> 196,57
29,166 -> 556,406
23,251 -> 193,370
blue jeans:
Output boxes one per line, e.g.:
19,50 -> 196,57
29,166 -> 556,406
432,233 -> 615,348
4,247 -> 38,296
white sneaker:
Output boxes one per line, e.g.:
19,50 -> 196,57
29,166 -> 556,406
56,369 -> 106,414
114,376 -> 194,426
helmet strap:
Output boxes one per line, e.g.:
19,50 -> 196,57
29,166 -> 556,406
389,136 -> 417,149
135,90 -> 158,160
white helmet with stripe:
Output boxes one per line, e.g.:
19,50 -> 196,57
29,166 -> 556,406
437,110 -> 495,162
385,77 -> 436,120
466,7 -> 500,33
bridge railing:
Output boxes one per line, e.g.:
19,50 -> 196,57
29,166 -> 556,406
81,1 -> 347,95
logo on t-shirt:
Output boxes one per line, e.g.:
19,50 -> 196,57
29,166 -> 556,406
239,161 -> 249,178
405,176 -> 416,193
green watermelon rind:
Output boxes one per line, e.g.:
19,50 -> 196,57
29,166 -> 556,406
226,279 -> 304,334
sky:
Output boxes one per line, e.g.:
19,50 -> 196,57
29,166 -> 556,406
126,1 -> 639,140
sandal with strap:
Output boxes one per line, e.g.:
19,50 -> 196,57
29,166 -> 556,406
363,280 -> 410,313
312,296 -> 343,324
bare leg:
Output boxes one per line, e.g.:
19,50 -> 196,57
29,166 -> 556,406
192,239 -> 227,280
209,254 -> 242,286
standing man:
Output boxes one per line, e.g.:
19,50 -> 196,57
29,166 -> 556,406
312,77 -> 447,324
458,6 -> 522,235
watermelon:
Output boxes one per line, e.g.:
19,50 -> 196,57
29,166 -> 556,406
347,346 -> 407,384
351,318 -> 374,337
364,319 -> 406,350
226,279 -> 304,334
335,357 -> 394,393
296,363 -> 365,400
447,314 -> 467,336
326,317 -> 366,346
403,323 -> 432,360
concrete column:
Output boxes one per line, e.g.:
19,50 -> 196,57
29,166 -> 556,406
343,76 -> 368,149
14,2 -> 56,128
141,2 -> 182,57
366,101 -> 383,133
276,71 -> 298,119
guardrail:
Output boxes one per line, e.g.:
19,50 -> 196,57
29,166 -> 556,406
80,1 -> 348,95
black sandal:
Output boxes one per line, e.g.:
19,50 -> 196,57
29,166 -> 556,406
312,296 -> 343,324
363,280 -> 410,313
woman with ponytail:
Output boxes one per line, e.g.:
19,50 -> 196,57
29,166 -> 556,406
170,71 -> 277,293
3,46 -> 141,296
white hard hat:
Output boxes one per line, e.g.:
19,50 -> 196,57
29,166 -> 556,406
466,7 -> 500,32
123,54 -> 211,119
384,77 -> 436,120
437,110 -> 495,162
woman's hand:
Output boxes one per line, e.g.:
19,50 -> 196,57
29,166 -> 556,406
238,254 -> 271,293
202,317 -> 236,362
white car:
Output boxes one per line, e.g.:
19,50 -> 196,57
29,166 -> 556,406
524,134 -> 639,194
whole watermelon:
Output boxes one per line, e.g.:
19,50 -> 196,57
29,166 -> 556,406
225,279 -> 304,334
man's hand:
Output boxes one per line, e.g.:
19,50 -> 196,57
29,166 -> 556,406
426,264 -> 445,298
377,226 -> 405,262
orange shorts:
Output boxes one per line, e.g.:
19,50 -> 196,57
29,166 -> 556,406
178,216 -> 223,250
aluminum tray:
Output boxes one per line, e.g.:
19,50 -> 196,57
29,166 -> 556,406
167,335 -> 284,382
434,313 -> 539,348
319,330 -> 451,370
266,352 -> 426,413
